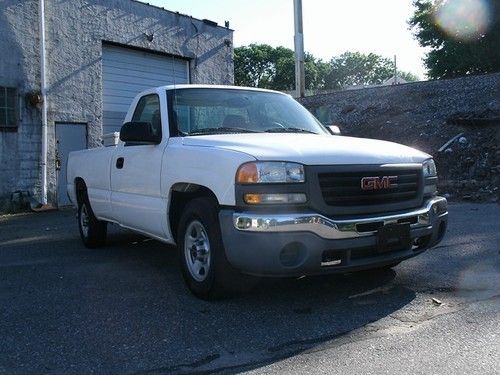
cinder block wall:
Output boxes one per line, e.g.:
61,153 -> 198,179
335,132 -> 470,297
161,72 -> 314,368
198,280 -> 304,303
0,1 -> 42,213
0,0 -> 234,212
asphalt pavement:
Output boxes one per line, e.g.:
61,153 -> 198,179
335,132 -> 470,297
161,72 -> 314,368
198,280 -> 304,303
0,203 -> 498,374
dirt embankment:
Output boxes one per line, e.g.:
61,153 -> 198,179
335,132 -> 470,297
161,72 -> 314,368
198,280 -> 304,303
300,73 -> 500,202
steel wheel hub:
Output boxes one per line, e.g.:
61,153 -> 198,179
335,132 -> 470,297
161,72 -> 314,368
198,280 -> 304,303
184,220 -> 211,282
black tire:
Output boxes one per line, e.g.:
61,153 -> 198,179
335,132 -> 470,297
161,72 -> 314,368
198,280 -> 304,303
78,195 -> 107,248
177,197 -> 251,300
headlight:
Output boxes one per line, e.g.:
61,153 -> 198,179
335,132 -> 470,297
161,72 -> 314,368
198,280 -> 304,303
236,162 -> 305,184
423,159 -> 437,178
423,159 -> 438,196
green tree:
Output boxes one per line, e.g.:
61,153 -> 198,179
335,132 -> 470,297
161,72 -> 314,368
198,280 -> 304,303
234,45 -> 418,91
270,49 -> 330,90
409,0 -> 500,79
234,44 -> 329,90
324,52 -> 395,89
305,53 -> 331,90
268,46 -> 294,90
398,71 -> 419,82
233,44 -> 275,87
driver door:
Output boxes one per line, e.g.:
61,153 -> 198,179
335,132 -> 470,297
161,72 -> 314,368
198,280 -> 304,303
110,94 -> 167,237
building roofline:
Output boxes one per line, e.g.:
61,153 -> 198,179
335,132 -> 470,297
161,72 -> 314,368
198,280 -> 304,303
130,0 -> 234,32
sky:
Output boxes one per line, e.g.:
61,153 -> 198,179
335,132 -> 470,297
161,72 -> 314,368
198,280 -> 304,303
143,0 -> 429,79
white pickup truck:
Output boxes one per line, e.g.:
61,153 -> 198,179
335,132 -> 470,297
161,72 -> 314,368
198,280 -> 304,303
67,85 -> 448,299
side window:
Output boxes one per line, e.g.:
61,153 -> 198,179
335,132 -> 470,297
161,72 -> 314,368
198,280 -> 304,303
131,94 -> 161,138
0,86 -> 17,130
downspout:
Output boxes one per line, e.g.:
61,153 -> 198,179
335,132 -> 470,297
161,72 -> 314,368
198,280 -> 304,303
39,0 -> 48,205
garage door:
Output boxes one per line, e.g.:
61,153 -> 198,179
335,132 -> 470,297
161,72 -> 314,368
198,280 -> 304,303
102,45 -> 189,134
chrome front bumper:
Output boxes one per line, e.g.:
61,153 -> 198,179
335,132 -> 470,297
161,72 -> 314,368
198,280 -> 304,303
233,197 -> 448,240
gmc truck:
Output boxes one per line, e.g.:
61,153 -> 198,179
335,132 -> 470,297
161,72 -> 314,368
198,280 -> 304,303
67,85 -> 448,299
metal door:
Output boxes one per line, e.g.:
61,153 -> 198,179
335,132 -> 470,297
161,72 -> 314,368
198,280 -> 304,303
102,45 -> 189,134
56,123 -> 87,206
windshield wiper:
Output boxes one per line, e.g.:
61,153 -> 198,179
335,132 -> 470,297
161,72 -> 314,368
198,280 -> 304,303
188,127 -> 261,136
265,127 -> 318,134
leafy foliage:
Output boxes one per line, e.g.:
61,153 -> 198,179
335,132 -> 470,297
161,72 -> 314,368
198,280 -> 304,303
409,0 -> 500,79
233,44 -> 275,88
398,70 -> 420,82
233,44 -> 329,90
234,44 -> 417,91
325,52 -> 395,89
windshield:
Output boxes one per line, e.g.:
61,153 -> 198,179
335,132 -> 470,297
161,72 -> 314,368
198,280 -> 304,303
168,88 -> 329,136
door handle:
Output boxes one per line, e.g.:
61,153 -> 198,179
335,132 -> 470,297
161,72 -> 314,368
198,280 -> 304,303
116,157 -> 124,169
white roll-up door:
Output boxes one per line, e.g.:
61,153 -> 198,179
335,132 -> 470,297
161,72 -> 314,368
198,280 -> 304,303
102,45 -> 189,134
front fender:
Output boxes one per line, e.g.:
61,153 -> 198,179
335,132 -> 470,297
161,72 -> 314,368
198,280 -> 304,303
161,138 -> 256,206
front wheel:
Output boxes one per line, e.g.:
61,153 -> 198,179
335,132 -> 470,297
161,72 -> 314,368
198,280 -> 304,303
78,198 -> 107,248
177,197 -> 251,300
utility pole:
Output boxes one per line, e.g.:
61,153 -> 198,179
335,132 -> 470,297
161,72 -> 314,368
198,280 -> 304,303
294,0 -> 305,98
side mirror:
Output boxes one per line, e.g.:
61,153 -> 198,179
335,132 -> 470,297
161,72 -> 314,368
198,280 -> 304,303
328,125 -> 341,135
119,122 -> 161,144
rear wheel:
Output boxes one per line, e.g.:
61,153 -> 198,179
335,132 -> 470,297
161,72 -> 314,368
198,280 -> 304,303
177,197 -> 253,300
78,195 -> 107,248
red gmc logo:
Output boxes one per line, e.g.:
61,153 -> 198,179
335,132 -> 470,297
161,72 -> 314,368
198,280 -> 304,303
360,176 -> 398,190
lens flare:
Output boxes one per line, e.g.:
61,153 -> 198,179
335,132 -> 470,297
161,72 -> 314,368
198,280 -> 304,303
434,0 -> 493,41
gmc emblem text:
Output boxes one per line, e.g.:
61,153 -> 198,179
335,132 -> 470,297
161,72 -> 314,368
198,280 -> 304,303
360,176 -> 398,190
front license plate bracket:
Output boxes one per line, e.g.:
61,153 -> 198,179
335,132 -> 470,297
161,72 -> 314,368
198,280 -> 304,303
377,223 -> 411,253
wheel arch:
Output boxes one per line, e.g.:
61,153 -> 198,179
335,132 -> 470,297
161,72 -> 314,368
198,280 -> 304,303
168,183 -> 219,243
74,177 -> 87,206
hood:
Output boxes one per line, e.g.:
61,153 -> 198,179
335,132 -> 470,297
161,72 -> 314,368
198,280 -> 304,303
181,133 -> 430,165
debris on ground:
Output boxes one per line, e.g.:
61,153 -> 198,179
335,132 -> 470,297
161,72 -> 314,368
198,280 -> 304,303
438,133 -> 464,153
431,298 -> 443,306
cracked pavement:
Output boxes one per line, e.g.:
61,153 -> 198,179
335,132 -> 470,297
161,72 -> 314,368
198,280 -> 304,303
0,203 -> 499,374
